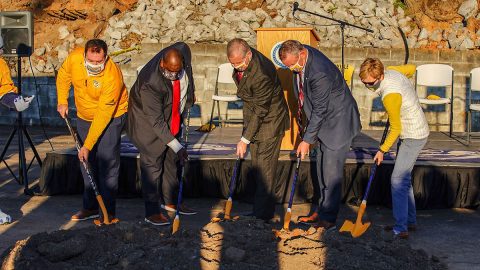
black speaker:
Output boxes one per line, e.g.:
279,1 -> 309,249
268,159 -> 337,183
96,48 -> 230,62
0,11 -> 33,57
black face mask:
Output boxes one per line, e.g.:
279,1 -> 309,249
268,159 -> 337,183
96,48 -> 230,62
161,67 -> 185,81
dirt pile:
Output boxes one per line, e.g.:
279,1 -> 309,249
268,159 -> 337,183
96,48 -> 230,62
1,217 -> 446,270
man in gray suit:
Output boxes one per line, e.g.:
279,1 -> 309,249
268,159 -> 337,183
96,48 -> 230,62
279,40 -> 361,230
227,38 -> 289,221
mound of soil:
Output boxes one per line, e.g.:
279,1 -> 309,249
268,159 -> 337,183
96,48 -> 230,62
1,217 -> 446,270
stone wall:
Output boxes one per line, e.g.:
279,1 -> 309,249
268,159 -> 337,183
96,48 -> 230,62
3,43 -> 480,132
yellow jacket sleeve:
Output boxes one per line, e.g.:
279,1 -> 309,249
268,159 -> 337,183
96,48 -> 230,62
380,93 -> 402,153
56,54 -> 73,105
82,64 -> 125,150
386,64 -> 416,79
0,58 -> 18,97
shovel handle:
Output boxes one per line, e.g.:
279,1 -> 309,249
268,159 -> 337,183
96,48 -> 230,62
363,121 -> 390,201
228,157 -> 240,197
287,157 -> 301,209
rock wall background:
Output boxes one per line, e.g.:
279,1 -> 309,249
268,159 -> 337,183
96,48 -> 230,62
1,0 -> 480,131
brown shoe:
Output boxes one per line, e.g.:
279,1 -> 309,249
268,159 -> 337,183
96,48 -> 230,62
384,224 -> 416,232
298,212 -> 320,225
145,213 -> 170,226
314,220 -> 337,232
162,204 -> 198,215
394,231 -> 409,239
71,209 -> 99,221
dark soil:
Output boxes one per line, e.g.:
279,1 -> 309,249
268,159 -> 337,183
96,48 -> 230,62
1,217 -> 447,270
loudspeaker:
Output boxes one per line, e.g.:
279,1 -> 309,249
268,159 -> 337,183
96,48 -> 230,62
0,11 -> 33,57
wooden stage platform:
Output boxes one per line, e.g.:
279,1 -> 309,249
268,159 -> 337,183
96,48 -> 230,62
39,127 -> 480,210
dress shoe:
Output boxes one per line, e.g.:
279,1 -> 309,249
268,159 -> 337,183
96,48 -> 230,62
162,204 -> 198,215
298,212 -> 320,225
393,231 -> 409,239
145,213 -> 170,226
71,209 -> 99,221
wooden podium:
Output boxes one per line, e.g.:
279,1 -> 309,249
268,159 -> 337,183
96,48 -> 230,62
255,28 -> 320,150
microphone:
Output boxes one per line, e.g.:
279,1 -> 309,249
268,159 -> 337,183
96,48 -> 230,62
293,2 -> 299,16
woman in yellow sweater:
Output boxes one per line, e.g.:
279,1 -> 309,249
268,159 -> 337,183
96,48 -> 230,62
359,58 -> 429,239
56,39 -> 128,223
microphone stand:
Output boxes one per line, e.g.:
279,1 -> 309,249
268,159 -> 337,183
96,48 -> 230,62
294,5 -> 373,76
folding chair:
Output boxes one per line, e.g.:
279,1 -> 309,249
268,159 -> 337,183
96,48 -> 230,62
467,67 -> 480,144
415,64 -> 454,137
208,63 -> 242,128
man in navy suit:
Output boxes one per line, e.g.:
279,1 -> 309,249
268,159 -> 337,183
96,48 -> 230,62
279,40 -> 361,230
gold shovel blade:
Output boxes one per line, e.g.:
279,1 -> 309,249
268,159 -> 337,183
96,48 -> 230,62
351,222 -> 371,238
283,210 -> 292,231
339,219 -> 355,232
172,215 -> 180,234
224,199 -> 233,220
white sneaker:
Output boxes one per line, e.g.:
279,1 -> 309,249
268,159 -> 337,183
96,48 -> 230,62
0,209 -> 12,224
13,95 -> 35,112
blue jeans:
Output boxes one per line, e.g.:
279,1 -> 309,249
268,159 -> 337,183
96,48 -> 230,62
391,137 -> 427,233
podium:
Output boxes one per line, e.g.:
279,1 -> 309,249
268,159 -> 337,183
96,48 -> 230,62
255,28 -> 320,150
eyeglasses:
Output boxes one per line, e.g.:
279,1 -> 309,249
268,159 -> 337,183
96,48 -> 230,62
362,79 -> 378,86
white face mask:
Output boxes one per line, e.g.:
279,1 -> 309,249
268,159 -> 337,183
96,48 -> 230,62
84,56 -> 107,76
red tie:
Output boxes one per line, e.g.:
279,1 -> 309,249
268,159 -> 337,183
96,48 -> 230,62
297,73 -> 304,134
236,71 -> 243,81
171,80 -> 181,136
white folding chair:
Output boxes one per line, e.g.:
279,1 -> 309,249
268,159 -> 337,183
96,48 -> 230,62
415,64 -> 454,137
208,63 -> 242,128
467,67 -> 480,144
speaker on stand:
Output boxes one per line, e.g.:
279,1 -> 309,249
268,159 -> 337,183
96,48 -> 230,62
0,11 -> 42,196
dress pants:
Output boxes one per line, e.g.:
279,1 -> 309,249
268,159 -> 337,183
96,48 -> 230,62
77,114 -> 126,216
315,140 -> 351,223
140,145 -> 181,217
250,135 -> 283,220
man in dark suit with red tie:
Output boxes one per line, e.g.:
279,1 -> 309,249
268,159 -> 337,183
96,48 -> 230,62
227,38 -> 289,221
127,42 -> 196,225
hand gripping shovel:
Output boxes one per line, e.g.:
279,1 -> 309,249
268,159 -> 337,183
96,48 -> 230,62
339,121 -> 390,237
283,157 -> 301,231
211,157 -> 241,222
64,118 -> 118,226
172,109 -> 191,234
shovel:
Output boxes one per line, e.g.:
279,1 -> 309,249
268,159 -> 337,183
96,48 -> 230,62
65,118 -> 118,226
283,157 -> 301,231
211,157 -> 241,222
339,121 -> 390,238
172,109 -> 191,234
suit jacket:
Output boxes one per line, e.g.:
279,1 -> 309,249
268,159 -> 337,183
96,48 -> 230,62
127,42 -> 195,157
293,45 -> 361,150
235,48 -> 289,142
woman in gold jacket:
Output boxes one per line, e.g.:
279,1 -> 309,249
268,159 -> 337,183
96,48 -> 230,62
56,39 -> 128,223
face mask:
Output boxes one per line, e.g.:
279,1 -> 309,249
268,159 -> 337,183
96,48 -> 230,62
365,80 -> 381,91
289,56 -> 304,73
85,57 -> 106,76
161,67 -> 181,81
232,57 -> 249,72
